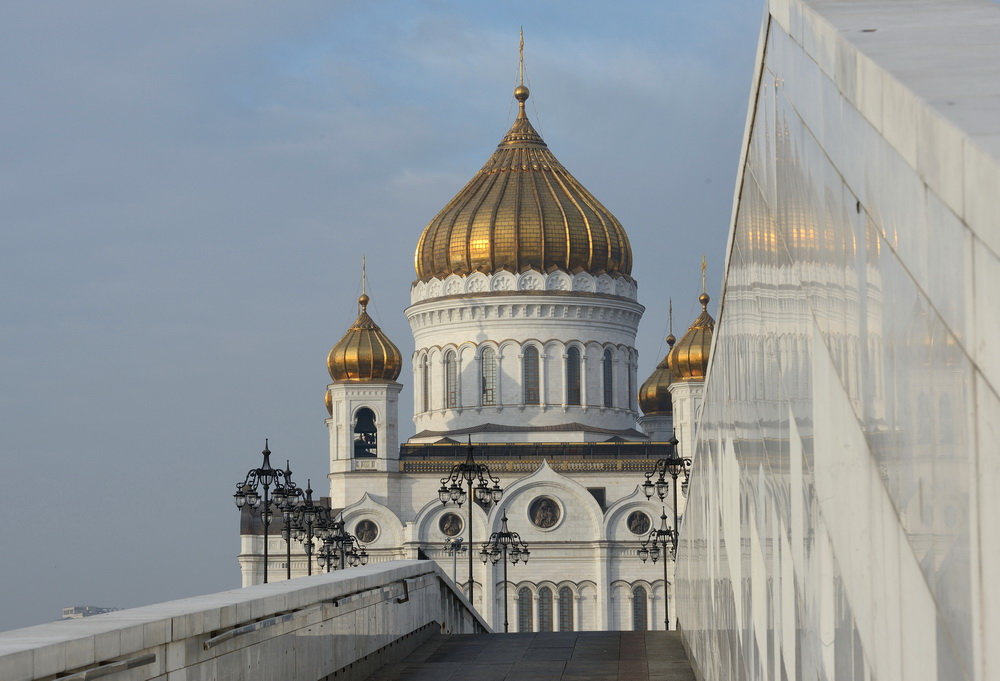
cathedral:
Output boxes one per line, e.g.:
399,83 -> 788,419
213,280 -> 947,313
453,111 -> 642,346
239,73 -> 715,633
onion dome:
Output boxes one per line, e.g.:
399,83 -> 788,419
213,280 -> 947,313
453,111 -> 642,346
325,389 -> 333,416
414,84 -> 632,282
668,293 -> 715,381
327,294 -> 402,382
638,335 -> 676,415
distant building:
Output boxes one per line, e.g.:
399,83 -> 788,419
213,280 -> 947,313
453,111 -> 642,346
239,76 -> 713,632
60,606 -> 120,620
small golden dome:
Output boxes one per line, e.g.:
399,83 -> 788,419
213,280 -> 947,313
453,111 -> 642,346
668,293 -> 715,381
638,336 -> 676,415
414,84 -> 632,282
324,389 -> 332,416
327,294 -> 402,382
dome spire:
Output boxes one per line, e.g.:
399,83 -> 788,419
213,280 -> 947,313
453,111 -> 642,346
668,259 -> 716,382
514,28 -> 530,119
327,262 -> 402,383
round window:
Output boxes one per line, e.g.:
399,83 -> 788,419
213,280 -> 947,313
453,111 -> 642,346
355,520 -> 379,543
528,496 -> 561,529
439,512 -> 464,537
626,511 -> 651,535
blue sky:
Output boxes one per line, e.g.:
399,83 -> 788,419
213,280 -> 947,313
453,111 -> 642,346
0,0 -> 761,630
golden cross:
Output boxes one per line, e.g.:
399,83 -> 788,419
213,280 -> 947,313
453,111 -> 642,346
519,28 -> 525,86
361,255 -> 367,296
700,256 -> 707,293
668,298 -> 673,336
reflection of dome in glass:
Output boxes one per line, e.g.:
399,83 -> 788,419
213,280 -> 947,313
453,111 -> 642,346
638,335 -> 675,415
414,84 -> 632,282
669,293 -> 715,381
327,294 -> 402,382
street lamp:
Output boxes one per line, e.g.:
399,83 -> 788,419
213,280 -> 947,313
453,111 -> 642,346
637,508 -> 675,630
436,438 -> 503,604
641,433 -> 691,547
316,511 -> 369,572
443,536 -> 467,585
233,440 -> 292,584
480,512 -> 529,633
290,480 -> 324,576
272,462 -> 301,581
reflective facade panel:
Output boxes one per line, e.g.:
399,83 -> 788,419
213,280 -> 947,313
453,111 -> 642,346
676,2 -> 1000,680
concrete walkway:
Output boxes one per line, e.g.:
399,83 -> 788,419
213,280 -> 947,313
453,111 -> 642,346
364,631 -> 695,681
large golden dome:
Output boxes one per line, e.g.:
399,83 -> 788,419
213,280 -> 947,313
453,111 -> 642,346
327,294 -> 402,382
414,85 -> 632,282
638,335 -> 676,415
668,293 -> 715,381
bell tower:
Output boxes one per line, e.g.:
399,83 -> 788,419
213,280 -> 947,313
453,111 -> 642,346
325,282 -> 403,507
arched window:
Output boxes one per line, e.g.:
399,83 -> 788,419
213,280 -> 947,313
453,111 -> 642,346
558,587 -> 574,632
481,348 -> 497,406
632,586 -> 648,631
444,350 -> 458,409
566,347 -> 581,405
538,587 -> 553,632
517,588 -> 533,632
353,408 -> 377,458
602,348 -> 614,408
421,355 -> 430,412
523,346 -> 540,405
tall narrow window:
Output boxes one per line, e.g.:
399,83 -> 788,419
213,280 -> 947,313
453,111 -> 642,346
566,347 -> 581,405
632,587 -> 648,631
444,350 -> 458,409
626,353 -> 635,411
558,587 -> 574,632
523,346 -> 540,405
353,408 -> 377,458
421,355 -> 430,412
481,348 -> 497,406
602,348 -> 614,408
538,587 -> 553,632
517,588 -> 533,632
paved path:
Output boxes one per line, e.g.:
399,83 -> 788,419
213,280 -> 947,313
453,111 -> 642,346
365,631 -> 695,681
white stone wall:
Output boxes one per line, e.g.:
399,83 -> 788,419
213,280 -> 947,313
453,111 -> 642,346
406,289 -> 643,437
326,381 -> 402,475
676,2 -> 1000,680
0,561 -> 486,681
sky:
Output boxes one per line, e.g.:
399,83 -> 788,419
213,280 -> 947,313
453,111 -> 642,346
0,0 -> 761,631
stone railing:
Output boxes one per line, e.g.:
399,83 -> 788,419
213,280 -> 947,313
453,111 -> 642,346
0,560 -> 488,681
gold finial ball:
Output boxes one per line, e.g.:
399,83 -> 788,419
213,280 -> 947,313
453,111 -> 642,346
699,292 -> 710,306
358,293 -> 370,307
666,333 -> 676,346
514,84 -> 530,102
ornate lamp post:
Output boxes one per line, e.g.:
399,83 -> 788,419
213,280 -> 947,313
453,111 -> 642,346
637,509 -> 676,630
233,440 -> 292,584
272,462 -> 301,581
444,536 -> 467,584
291,480 -> 324,576
479,512 -> 529,633
641,433 -> 691,544
436,439 -> 503,604
316,511 -> 369,572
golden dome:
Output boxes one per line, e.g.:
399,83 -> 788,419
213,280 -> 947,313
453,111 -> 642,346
668,293 -> 715,381
325,389 -> 332,416
414,85 -> 632,282
638,336 -> 675,415
327,294 -> 402,382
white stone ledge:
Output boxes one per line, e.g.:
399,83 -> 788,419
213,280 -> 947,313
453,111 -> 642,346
0,560 -> 487,681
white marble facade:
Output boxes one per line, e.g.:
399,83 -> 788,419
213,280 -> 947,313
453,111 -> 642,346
676,1 -> 1000,680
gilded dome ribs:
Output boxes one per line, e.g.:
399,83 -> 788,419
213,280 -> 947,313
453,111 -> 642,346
412,84 -> 633,282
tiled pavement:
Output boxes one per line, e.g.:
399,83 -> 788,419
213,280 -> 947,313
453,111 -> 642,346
365,631 -> 696,681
